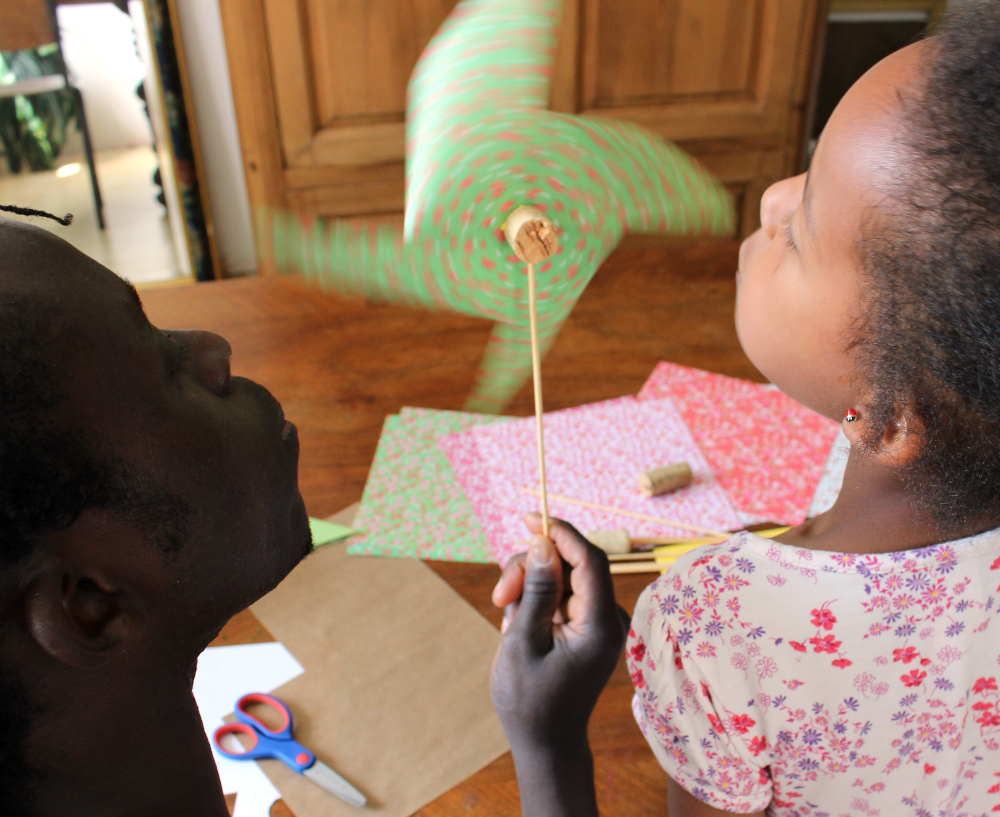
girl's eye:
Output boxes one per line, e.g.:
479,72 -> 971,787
783,220 -> 797,251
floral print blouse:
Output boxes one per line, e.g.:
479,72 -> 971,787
627,528 -> 1000,816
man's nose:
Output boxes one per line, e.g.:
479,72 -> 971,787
760,172 -> 807,240
174,330 -> 232,396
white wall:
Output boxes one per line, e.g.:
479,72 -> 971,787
55,0 -> 256,274
172,0 -> 256,276
57,3 -> 152,152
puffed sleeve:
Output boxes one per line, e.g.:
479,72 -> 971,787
627,572 -> 773,813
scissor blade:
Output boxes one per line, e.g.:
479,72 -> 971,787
303,761 -> 367,808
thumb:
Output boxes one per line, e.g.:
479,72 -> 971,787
507,535 -> 563,651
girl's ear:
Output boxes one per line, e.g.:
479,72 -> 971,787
842,404 -> 926,468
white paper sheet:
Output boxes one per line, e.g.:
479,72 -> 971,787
193,642 -> 305,817
808,429 -> 851,518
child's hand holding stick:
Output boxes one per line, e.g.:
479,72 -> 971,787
490,513 -> 628,817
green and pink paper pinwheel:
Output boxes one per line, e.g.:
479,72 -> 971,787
270,0 -> 734,412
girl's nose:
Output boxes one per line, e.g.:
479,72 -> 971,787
760,173 -> 807,239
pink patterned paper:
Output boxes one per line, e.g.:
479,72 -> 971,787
442,396 -> 743,565
347,409 -> 505,562
637,362 -> 839,524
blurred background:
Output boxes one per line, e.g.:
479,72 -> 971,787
0,0 -> 949,286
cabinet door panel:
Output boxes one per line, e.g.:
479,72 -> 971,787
265,0 -> 455,166
584,0 -> 761,107
582,0 -> 810,143
306,0 -> 456,126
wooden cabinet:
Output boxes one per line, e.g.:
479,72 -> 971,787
220,0 -> 825,273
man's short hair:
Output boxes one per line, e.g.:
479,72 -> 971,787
0,282 -> 192,814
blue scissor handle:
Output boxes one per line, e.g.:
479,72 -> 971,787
212,692 -> 316,774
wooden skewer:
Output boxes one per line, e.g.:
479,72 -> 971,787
631,534 -> 694,546
607,552 -> 665,561
610,558 -> 679,575
607,551 -> 674,561
523,486 -> 730,539
588,529 -> 709,554
607,533 -> 732,561
526,261 -> 549,538
607,526 -> 792,573
606,551 -> 660,561
505,205 -> 559,540
607,544 -> 720,561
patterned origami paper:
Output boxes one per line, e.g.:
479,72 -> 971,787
347,408 -> 506,562
268,0 -> 734,413
637,362 -> 840,524
442,396 -> 744,565
308,517 -> 355,550
808,429 -> 850,518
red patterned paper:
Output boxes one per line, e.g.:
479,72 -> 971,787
441,396 -> 743,565
637,362 -> 839,524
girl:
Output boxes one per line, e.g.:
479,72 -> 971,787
491,3 -> 1000,816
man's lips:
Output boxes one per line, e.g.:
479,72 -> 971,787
231,376 -> 295,443
268,393 -> 296,445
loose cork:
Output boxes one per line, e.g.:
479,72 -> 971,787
503,205 -> 560,263
639,462 -> 693,497
588,529 -> 632,554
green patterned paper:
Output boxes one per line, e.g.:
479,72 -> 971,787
346,407 -> 508,561
309,517 -> 356,549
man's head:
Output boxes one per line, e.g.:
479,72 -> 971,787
0,219 -> 310,808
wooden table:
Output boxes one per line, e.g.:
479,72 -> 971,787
141,237 -> 757,817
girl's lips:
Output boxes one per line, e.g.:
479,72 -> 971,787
737,237 -> 750,281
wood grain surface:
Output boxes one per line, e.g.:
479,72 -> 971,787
141,237 -> 758,817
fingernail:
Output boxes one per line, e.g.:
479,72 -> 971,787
529,536 -> 553,566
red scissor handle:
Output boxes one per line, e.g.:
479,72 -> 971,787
213,722 -> 263,760
212,695 -> 314,772
236,692 -> 292,738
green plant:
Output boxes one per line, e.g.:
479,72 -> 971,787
0,46 -> 78,173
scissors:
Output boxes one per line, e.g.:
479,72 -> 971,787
212,692 -> 367,808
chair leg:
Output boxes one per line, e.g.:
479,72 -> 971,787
72,86 -> 105,230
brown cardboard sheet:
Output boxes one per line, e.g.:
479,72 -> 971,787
250,506 -> 508,816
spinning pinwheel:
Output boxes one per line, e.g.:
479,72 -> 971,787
269,0 -> 734,413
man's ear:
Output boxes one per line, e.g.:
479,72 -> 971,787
23,560 -> 130,667
843,404 -> 925,468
